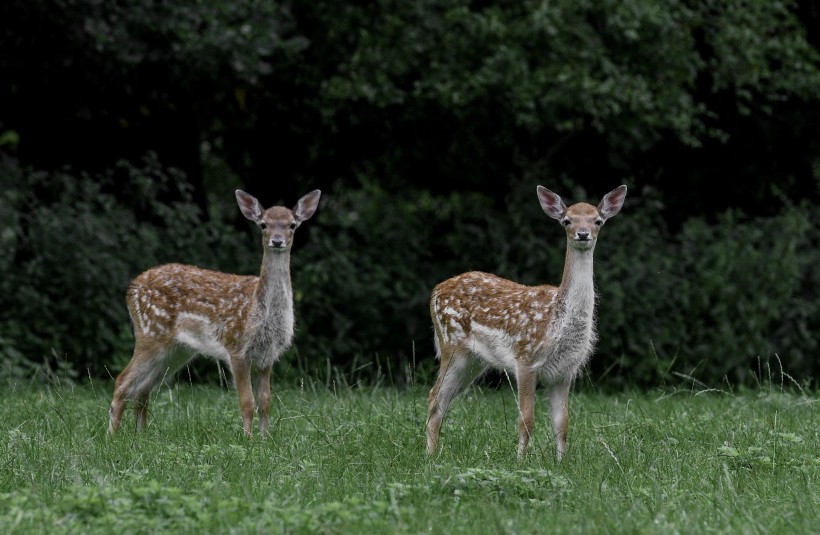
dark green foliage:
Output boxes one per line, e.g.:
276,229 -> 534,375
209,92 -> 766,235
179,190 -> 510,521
0,156 -> 251,379
1,0 -> 818,387
292,182 -> 508,376
291,183 -> 819,388
322,0 -> 708,146
0,158 -> 816,387
83,0 -> 294,86
595,201 -> 818,386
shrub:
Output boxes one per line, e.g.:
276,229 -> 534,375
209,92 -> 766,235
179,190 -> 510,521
579,200 -> 817,387
2,160 -> 816,389
293,181 -> 819,388
0,156 -> 251,380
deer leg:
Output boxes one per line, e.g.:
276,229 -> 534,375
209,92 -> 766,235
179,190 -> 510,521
255,365 -> 273,437
108,382 -> 127,435
230,357 -> 255,437
516,366 -> 537,457
134,395 -> 150,429
109,374 -> 154,434
109,355 -> 140,435
427,346 -> 484,455
426,375 -> 447,455
109,348 -> 161,434
549,380 -> 571,461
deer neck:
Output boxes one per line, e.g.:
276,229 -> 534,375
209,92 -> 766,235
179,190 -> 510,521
255,250 -> 293,313
556,245 -> 596,317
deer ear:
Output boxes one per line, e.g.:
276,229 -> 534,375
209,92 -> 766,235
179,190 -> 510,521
236,190 -> 263,222
294,190 -> 322,222
598,185 -> 627,220
537,186 -> 567,220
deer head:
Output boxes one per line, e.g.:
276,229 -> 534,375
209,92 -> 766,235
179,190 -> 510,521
537,185 -> 627,251
236,190 -> 322,252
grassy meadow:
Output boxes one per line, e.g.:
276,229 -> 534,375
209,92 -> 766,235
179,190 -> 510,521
0,372 -> 817,534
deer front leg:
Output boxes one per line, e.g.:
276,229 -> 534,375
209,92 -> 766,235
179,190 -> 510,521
230,356 -> 255,437
549,381 -> 571,461
516,366 -> 537,457
255,365 -> 273,437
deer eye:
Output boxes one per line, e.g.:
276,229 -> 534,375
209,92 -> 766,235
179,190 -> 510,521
259,222 -> 267,230
562,218 -> 571,227
594,219 -> 604,227
289,222 -> 298,230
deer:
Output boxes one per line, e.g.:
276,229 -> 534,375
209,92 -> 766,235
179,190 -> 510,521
426,185 -> 626,460
108,189 -> 322,437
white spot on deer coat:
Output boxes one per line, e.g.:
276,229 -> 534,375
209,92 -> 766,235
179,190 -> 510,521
443,306 -> 462,318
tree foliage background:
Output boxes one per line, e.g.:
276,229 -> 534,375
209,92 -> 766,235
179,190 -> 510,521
1,0 -> 818,387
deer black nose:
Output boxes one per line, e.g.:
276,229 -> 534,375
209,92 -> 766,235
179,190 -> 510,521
577,230 -> 590,240
270,237 -> 286,248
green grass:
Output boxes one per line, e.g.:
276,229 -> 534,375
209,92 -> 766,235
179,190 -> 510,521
0,376 -> 817,534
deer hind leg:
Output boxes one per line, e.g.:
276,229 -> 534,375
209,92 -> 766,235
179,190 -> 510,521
108,345 -> 185,434
108,379 -> 128,435
109,350 -> 152,434
134,395 -> 150,430
109,351 -> 152,435
516,365 -> 537,457
255,365 -> 273,437
548,380 -> 571,461
426,344 -> 485,455
230,356 -> 255,437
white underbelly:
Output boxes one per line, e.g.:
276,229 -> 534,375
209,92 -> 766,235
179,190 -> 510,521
466,323 -> 520,373
174,313 -> 231,362
175,330 -> 231,363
